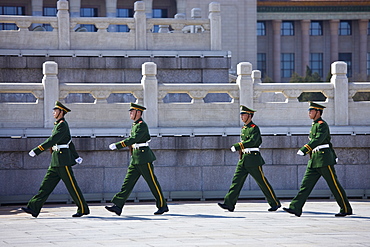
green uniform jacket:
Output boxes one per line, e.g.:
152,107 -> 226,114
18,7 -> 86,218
232,121 -> 265,167
299,117 -> 337,168
32,118 -> 79,167
114,118 -> 156,165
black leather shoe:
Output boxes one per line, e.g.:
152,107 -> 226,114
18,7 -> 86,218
72,212 -> 89,217
268,205 -> 281,211
105,205 -> 122,216
217,203 -> 234,212
21,207 -> 38,218
335,212 -> 353,217
154,206 -> 169,215
283,207 -> 301,217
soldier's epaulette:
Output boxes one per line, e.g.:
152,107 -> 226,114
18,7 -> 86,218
250,124 -> 256,128
138,121 -> 143,124
318,121 -> 324,124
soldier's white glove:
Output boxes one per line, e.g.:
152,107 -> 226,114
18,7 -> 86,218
109,143 -> 117,150
336,158 -> 339,163
29,150 -> 36,157
75,157 -> 83,164
230,146 -> 236,152
297,150 -> 304,156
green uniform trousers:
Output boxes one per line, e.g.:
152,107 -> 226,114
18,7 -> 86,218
224,165 -> 280,209
27,166 -> 89,216
112,162 -> 167,209
289,165 -> 352,215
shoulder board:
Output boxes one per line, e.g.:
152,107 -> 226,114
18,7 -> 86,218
138,121 -> 143,124
318,121 -> 324,124
250,124 -> 256,128
60,120 -> 64,123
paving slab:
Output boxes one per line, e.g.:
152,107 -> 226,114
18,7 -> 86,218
1,199 -> 370,247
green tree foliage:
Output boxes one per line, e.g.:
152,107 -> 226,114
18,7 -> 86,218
262,74 -> 274,83
290,66 -> 326,102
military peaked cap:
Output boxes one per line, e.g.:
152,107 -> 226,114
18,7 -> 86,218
53,101 -> 71,113
240,105 -> 256,114
129,102 -> 146,111
308,102 -> 326,111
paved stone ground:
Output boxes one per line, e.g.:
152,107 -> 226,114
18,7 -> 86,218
1,199 -> 370,247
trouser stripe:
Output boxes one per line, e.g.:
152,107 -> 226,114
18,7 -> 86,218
327,165 -> 348,213
258,166 -> 279,206
147,163 -> 163,207
65,166 -> 84,214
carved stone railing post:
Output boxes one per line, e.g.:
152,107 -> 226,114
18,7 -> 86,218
42,61 -> 59,128
141,62 -> 158,127
209,2 -> 221,50
331,61 -> 348,125
237,62 -> 253,109
134,1 -> 147,50
57,0 -> 70,49
252,70 -> 262,84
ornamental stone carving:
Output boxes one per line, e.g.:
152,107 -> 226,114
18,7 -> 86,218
189,90 -> 208,99
91,90 -> 111,99
32,90 -> 44,99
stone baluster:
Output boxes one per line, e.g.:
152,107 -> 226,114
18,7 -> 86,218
95,22 -> 109,32
141,62 -> 158,127
42,61 -> 59,128
57,0 -> 70,49
252,70 -> 262,84
188,90 -> 208,104
172,13 -> 185,33
237,62 -> 253,111
158,25 -> 170,33
134,1 -> 147,50
209,2 -> 221,50
16,20 -> 32,32
191,8 -> 202,33
331,61 -> 348,125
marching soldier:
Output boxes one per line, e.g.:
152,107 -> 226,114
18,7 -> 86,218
218,105 -> 281,212
22,101 -> 89,218
105,103 -> 168,216
283,102 -> 353,217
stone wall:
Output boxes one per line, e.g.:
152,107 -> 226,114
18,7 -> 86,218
1,134 -> 369,205
0,55 -> 230,84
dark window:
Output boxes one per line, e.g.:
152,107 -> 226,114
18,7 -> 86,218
310,53 -> 323,77
43,7 -> 57,16
257,53 -> 266,78
368,21 -> 370,35
116,8 -> 134,32
80,8 -> 98,32
152,9 -> 168,33
367,53 -> 370,76
0,6 -> 25,30
310,21 -> 323,36
257,21 -> 266,36
43,7 -> 57,31
281,21 -> 294,36
339,21 -> 351,36
281,53 -> 295,78
339,53 -> 352,77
